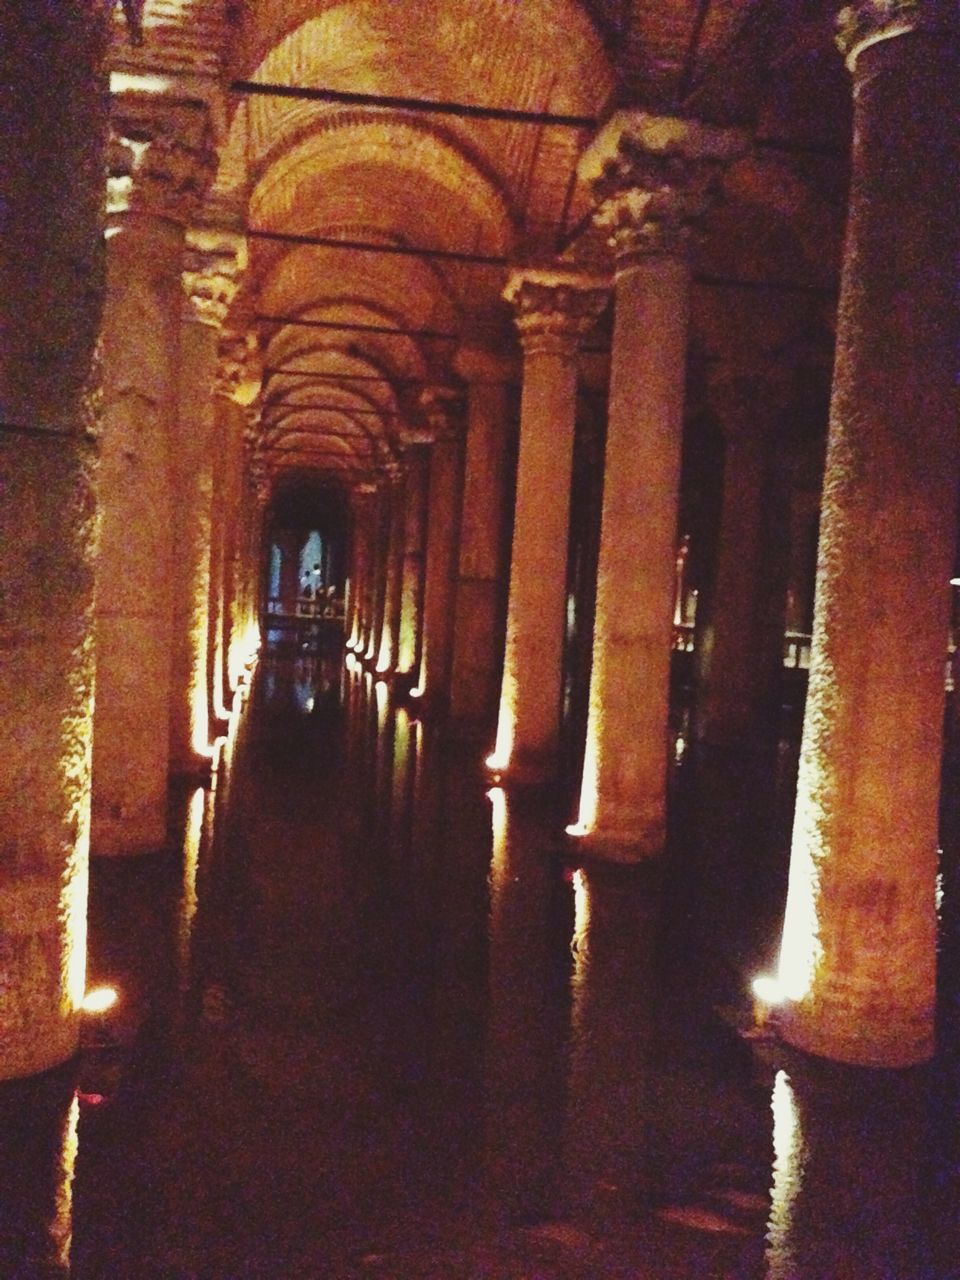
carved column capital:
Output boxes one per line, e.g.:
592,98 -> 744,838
836,0 -> 958,68
418,386 -> 463,440
579,112 -> 748,263
503,267 -> 609,359
216,330 -> 261,404
182,229 -> 247,328
107,97 -> 216,227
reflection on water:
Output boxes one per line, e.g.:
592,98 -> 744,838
1,655 -> 959,1276
766,1062 -> 934,1280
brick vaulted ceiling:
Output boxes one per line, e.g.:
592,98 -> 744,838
108,0 -> 851,487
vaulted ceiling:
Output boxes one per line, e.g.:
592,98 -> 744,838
107,0 -> 851,490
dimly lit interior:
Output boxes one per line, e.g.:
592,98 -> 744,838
1,2 -> 958,1276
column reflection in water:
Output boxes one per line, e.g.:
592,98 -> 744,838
564,865 -> 660,1224
176,786 -> 213,999
390,704 -> 419,863
765,1065 -> 931,1280
482,787 -> 566,1220
0,1073 -> 79,1277
373,678 -> 393,821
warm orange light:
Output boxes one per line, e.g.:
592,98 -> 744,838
82,986 -> 118,1014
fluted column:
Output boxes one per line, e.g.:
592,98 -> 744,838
417,391 -> 466,710
376,462 -> 406,674
569,113 -> 746,857
488,269 -> 607,783
774,1 -> 960,1066
0,4 -> 107,1078
170,230 -> 245,775
92,97 -> 214,855
396,445 -> 431,681
450,346 -> 515,732
694,371 -> 789,752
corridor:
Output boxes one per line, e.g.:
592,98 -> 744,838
3,653 -> 959,1279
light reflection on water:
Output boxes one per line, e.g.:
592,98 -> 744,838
3,656 -> 959,1277
51,1091 -> 79,1274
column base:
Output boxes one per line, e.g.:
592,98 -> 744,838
777,995 -> 934,1069
0,878 -> 82,1081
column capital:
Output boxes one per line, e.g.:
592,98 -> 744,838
503,266 -> 610,359
836,0 -> 959,69
418,386 -> 463,439
579,112 -> 748,262
107,96 -> 216,228
182,228 -> 247,328
216,330 -> 261,404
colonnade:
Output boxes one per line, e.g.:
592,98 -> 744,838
0,0 -> 956,1083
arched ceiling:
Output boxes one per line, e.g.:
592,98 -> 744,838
209,0 -> 617,491
108,0 -> 851,495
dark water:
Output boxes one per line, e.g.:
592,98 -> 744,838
2,653 -> 960,1278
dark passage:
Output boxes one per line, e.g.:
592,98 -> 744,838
2,656 -> 959,1279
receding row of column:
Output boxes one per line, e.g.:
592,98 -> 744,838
1,0 -> 955,1087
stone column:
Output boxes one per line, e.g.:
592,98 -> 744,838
488,269 -> 608,783
694,371 -> 789,752
92,97 -> 214,856
348,484 -> 377,653
169,230 -> 244,776
774,2 -> 960,1067
240,453 -> 268,666
220,397 -> 252,700
364,475 -> 391,664
449,346 -> 515,732
417,391 -> 465,710
376,462 -> 406,674
395,445 -> 431,681
0,4 -> 107,1079
208,338 -> 252,725
569,113 -> 746,857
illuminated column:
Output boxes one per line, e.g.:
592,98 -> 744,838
208,334 -> 257,724
775,3 -> 959,1067
396,445 -> 430,680
348,484 -> 377,653
490,269 -> 607,783
0,5 -> 106,1078
169,230 -> 244,775
376,462 -> 406,674
92,97 -> 213,856
220,398 -> 251,697
364,475 -> 390,663
417,391 -> 465,708
450,346 -> 515,731
570,114 -> 746,857
242,454 -> 269,659
694,372 -> 788,752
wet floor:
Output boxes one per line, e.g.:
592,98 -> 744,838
3,650 -> 960,1278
